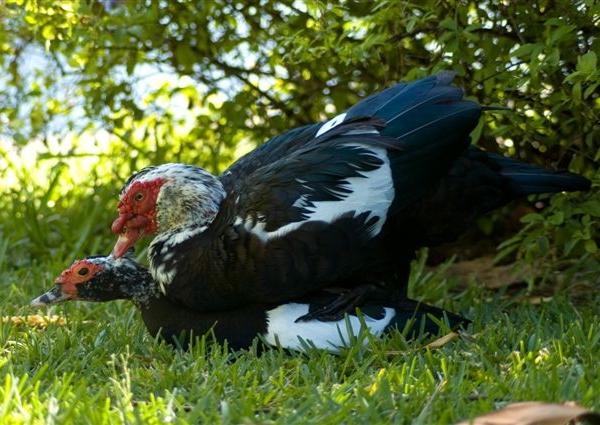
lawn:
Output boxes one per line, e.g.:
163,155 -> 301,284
1,251 -> 598,424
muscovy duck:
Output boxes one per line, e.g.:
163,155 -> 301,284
30,255 -> 466,352
109,72 -> 590,315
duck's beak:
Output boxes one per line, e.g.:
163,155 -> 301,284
30,285 -> 71,307
111,221 -> 146,258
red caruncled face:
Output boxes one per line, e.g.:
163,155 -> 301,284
111,178 -> 165,258
55,260 -> 103,299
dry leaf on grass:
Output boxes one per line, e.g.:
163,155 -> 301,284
385,331 -> 462,356
385,332 -> 459,356
456,401 -> 600,425
424,331 -> 459,349
2,315 -> 67,329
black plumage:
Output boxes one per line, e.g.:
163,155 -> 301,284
111,72 -> 590,317
31,256 -> 467,352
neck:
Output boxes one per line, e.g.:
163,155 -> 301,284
147,223 -> 210,293
119,267 -> 160,307
155,169 -> 226,233
151,223 -> 208,248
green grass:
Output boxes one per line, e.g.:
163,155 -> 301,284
1,252 -> 599,424
0,172 -> 598,423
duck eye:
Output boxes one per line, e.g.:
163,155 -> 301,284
134,192 -> 144,202
78,267 -> 89,276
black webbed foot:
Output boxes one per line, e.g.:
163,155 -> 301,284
294,284 -> 378,322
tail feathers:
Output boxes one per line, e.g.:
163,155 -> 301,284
346,72 -> 481,145
481,105 -> 512,112
504,170 -> 591,196
486,151 -> 591,195
388,299 -> 469,337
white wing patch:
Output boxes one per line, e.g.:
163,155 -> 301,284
240,144 -> 394,242
316,112 -> 347,137
263,303 -> 396,353
303,144 -> 393,236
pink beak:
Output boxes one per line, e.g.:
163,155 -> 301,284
112,227 -> 144,258
111,213 -> 151,257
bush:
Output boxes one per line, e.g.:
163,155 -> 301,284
0,1 -> 597,279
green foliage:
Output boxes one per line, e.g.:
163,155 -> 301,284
0,0 -> 598,276
498,187 -> 600,286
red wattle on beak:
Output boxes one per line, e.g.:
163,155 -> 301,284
111,213 -> 132,234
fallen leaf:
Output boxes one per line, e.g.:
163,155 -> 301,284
2,315 -> 67,329
424,332 -> 458,349
456,401 -> 600,425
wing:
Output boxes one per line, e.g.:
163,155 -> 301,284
398,146 -> 592,246
219,123 -> 320,192
217,119 -> 398,241
158,120 -> 398,309
220,71 -> 480,198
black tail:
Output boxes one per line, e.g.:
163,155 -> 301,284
484,150 -> 591,196
387,299 -> 469,337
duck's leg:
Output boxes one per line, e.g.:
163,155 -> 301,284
294,255 -> 414,323
380,258 -> 411,302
